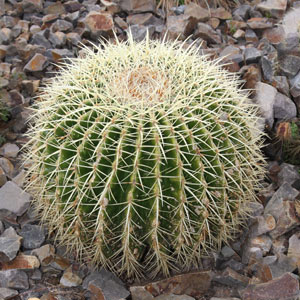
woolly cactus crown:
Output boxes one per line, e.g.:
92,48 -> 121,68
24,33 -> 266,279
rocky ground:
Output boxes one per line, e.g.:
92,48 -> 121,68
0,0 -> 300,299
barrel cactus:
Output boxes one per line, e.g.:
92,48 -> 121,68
24,33 -> 266,279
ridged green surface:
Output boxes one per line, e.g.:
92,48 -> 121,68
24,34 -> 266,278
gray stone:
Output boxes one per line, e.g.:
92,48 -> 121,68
0,287 -> 18,299
0,236 -> 21,263
277,33 -> 300,57
52,19 -> 73,32
245,28 -> 258,43
155,295 -> 195,300
22,0 -> 43,13
19,224 -> 45,249
31,31 -> 51,48
0,78 -> 9,89
0,181 -> 31,216
193,23 -> 222,44
254,82 -> 277,129
279,55 -> 300,78
0,143 -> 19,158
273,92 -> 297,120
261,56 -> 273,82
12,170 -> 26,188
233,4 -> 251,19
1,227 -> 19,239
244,47 -> 262,64
282,7 -> 300,36
272,76 -> 289,96
278,163 -> 300,186
83,269 -> 129,300
289,71 -> 300,98
0,28 -> 11,45
0,270 -> 29,289
127,25 -> 155,42
49,31 -> 66,48
264,182 -> 299,220
221,246 -> 237,259
267,254 -> 297,279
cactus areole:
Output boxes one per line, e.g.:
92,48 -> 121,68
24,33 -> 266,279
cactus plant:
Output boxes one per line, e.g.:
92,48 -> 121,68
23,34 -> 266,279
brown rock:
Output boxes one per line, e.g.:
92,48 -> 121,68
288,232 -> 300,269
127,13 -> 156,26
250,214 -> 276,237
22,0 -> 43,13
114,16 -> 128,30
120,0 -> 156,13
210,7 -> 232,19
44,2 -> 66,15
84,12 -> 114,39
207,18 -> 220,29
257,0 -> 287,18
240,64 -> 262,90
50,255 -> 70,270
32,244 -> 55,266
247,18 -> 273,29
269,201 -> 300,238
262,26 -> 285,44
193,22 -> 221,44
144,271 -> 212,298
240,273 -> 299,300
1,253 -> 40,270
130,286 -> 154,300
184,3 -> 210,22
213,267 -> 250,288
0,45 -> 7,60
0,167 -> 7,187
60,266 -> 82,287
166,15 -> 197,40
24,54 -> 48,72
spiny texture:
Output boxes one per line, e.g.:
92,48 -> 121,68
24,34 -> 266,279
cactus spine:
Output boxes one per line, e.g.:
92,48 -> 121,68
24,34 -> 266,279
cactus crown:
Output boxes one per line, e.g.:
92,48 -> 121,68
24,33 -> 266,279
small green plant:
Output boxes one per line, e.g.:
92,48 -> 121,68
265,11 -> 272,18
0,102 -> 10,122
0,134 -> 5,147
23,33 -> 266,279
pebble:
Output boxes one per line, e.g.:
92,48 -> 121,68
0,143 -> 19,158
19,224 -> 45,250
0,269 -> 29,289
60,266 -> 82,287
0,181 -> 31,216
0,236 -> 21,263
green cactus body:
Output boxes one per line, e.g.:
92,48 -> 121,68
24,34 -> 266,278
